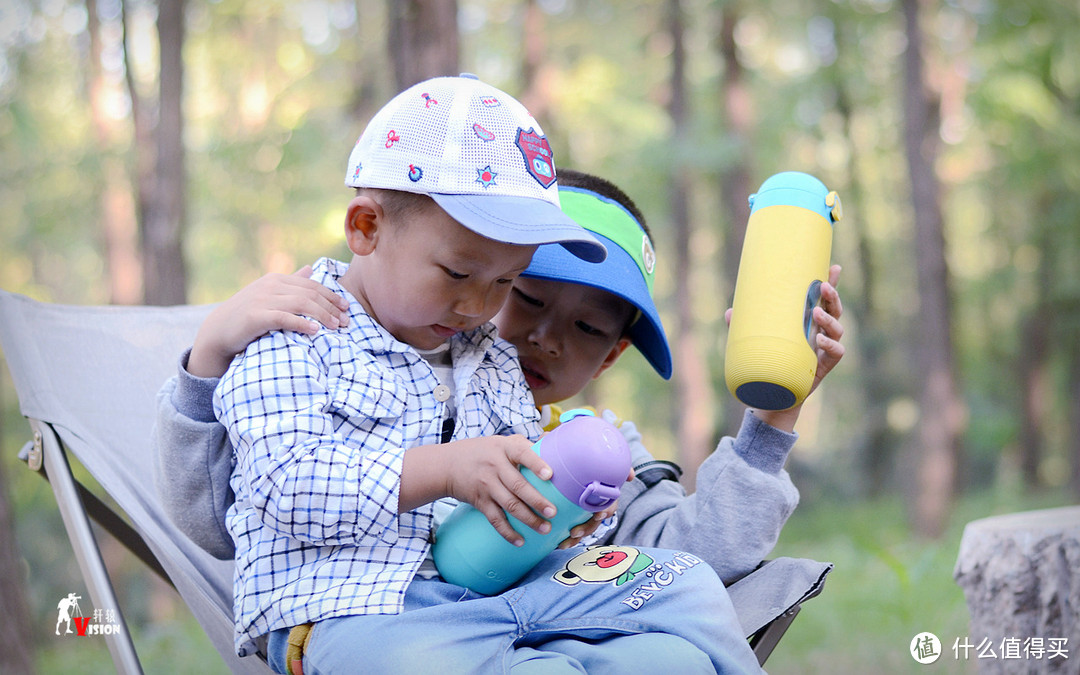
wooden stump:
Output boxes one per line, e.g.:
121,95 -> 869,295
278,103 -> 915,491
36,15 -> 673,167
954,506 -> 1080,673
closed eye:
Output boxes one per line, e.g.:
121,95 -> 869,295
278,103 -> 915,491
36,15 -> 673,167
443,267 -> 468,280
512,287 -> 543,307
575,320 -> 606,337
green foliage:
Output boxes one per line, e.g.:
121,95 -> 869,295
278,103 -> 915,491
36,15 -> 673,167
766,488 -> 1072,674
3,0 -> 1078,473
2,0 -> 1080,669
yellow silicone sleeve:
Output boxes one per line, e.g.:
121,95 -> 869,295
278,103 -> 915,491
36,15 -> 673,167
724,204 -> 833,410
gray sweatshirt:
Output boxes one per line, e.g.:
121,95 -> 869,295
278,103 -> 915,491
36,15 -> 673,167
153,349 -> 800,584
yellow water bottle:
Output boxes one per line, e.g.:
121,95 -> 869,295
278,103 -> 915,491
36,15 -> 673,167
724,171 -> 841,410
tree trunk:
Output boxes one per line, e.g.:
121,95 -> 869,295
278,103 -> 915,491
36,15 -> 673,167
843,178 -> 896,494
716,5 -> 753,436
1070,350 -> 1080,501
0,466 -> 33,674
1017,198 -> 1057,491
0,392 -> 34,674
89,0 -> 141,305
387,0 -> 460,90
832,46 -> 897,495
142,0 -> 187,305
668,0 -> 713,486
122,0 -> 154,278
518,0 -> 549,123
901,0 -> 963,538
1018,303 -> 1050,490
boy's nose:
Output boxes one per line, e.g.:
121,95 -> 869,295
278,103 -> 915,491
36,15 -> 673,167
529,325 -> 561,357
453,289 -> 488,319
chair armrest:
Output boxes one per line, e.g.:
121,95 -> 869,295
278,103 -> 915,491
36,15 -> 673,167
729,556 -> 832,637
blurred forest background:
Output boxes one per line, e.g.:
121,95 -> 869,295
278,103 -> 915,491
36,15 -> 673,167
1,0 -> 1078,672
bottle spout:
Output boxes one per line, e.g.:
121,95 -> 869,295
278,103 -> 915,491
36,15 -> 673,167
580,481 -> 621,509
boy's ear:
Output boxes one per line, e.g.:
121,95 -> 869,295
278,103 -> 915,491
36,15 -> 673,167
344,195 -> 383,256
592,337 -> 632,381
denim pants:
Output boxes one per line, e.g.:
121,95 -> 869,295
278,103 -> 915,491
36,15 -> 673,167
268,546 -> 761,674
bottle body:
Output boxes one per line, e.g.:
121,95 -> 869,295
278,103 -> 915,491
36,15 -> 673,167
432,409 -> 630,595
432,465 -> 592,595
724,172 -> 840,410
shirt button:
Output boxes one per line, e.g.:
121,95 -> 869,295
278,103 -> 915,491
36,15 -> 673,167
433,384 -> 451,402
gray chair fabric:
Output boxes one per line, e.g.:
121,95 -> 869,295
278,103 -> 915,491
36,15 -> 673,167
0,290 -> 268,673
730,556 -> 832,639
0,289 -> 828,671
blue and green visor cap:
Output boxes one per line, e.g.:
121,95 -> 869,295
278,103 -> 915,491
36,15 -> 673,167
522,186 -> 673,379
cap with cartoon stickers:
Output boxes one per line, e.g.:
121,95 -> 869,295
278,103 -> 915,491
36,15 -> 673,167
345,74 -> 606,263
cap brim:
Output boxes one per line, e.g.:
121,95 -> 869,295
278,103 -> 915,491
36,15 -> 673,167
430,193 -> 607,263
522,233 -> 672,379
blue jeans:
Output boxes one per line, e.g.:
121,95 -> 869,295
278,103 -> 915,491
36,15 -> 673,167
268,546 -> 761,674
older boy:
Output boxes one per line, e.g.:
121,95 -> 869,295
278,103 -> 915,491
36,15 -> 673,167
497,170 -> 843,585
205,75 -> 764,673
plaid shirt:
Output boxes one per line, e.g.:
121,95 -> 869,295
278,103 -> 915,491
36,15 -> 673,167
215,258 -> 541,652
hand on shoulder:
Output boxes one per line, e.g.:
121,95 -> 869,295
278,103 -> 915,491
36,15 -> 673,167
188,266 -> 350,378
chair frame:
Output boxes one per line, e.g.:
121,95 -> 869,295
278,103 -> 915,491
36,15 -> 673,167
748,601 -> 807,666
25,418 -> 147,674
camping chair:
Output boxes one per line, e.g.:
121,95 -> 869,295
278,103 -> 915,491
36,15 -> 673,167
0,288 -> 830,673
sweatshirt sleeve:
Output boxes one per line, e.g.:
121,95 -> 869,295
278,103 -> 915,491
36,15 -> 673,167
151,348 -> 237,559
604,408 -> 800,584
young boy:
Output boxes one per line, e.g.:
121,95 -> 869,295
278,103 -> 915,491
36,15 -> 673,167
196,75 -> 771,673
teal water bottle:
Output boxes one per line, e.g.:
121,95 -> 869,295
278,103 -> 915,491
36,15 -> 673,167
432,409 -> 631,595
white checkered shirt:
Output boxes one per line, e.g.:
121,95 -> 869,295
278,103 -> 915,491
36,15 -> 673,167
215,258 -> 541,653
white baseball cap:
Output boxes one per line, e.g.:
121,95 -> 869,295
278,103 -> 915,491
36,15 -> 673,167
345,74 -> 606,263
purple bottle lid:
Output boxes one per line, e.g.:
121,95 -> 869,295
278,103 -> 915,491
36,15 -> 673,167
539,409 -> 632,512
